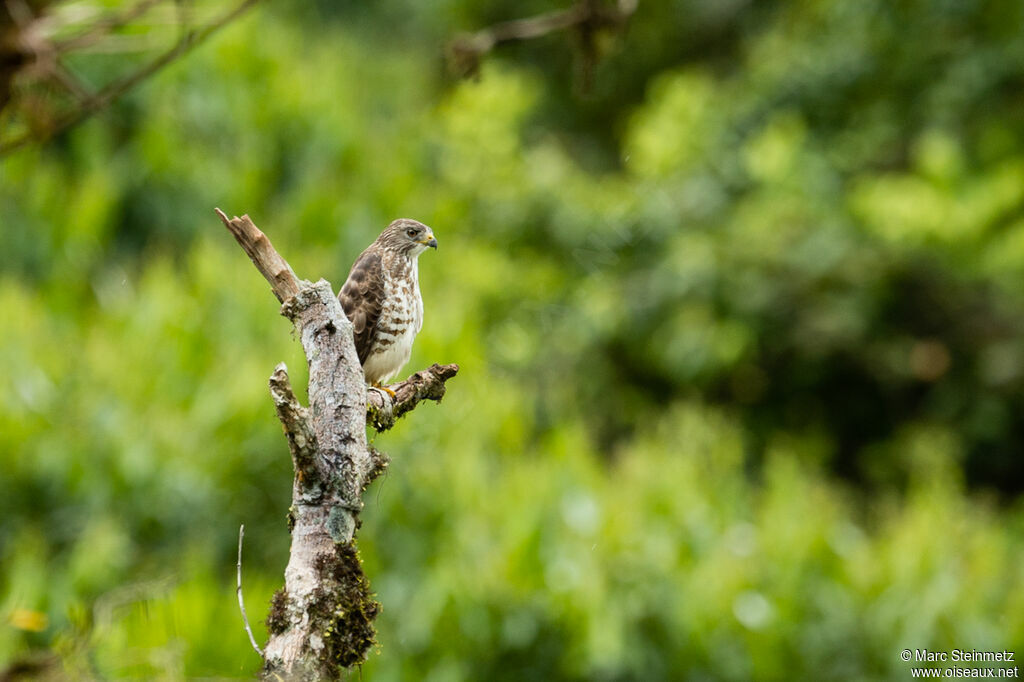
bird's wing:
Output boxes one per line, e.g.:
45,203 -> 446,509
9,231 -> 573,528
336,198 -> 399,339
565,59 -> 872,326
338,248 -> 385,365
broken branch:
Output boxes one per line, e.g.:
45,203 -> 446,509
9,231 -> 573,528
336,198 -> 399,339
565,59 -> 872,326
215,208 -> 302,303
367,363 -> 461,432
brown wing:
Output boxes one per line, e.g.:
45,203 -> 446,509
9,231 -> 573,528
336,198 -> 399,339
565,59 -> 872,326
338,248 -> 385,365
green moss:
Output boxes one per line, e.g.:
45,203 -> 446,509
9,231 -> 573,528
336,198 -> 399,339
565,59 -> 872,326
366,403 -> 390,432
310,544 -> 381,671
366,446 -> 389,488
266,588 -> 290,636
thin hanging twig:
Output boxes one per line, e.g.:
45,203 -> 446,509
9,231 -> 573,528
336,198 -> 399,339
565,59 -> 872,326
236,524 -> 264,657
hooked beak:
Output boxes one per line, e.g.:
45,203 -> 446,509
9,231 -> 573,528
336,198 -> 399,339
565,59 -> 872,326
420,233 -> 438,250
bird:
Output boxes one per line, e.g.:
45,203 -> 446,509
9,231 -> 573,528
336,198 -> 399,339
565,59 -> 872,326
338,219 -> 438,395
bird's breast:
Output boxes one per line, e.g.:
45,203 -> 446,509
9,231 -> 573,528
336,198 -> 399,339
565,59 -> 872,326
362,260 -> 422,384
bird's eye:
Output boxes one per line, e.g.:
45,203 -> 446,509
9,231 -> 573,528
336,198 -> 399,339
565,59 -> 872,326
406,229 -> 417,237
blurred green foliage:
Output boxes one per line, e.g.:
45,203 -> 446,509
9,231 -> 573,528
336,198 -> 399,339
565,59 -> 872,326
2,0 -> 1024,679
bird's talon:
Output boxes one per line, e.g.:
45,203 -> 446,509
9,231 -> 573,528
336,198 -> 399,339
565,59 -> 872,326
371,384 -> 397,400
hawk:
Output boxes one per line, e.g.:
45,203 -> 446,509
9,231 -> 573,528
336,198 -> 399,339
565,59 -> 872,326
339,219 -> 438,391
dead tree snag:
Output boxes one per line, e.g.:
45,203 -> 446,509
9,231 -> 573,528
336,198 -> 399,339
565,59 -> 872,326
215,209 -> 458,679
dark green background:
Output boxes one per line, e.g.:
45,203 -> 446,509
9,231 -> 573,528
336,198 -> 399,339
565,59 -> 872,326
2,0 -> 1023,678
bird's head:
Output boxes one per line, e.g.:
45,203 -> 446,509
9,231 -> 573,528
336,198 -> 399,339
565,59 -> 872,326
378,218 -> 438,257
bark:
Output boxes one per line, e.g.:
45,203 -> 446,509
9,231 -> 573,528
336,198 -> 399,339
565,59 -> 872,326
215,210 -> 458,679
366,363 -> 460,432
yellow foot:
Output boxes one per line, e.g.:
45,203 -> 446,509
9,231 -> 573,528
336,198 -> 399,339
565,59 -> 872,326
371,383 -> 397,399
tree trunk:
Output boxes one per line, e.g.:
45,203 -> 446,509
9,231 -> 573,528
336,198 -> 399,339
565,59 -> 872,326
215,210 -> 458,680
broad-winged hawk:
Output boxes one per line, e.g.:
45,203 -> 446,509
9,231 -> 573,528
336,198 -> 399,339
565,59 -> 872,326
338,219 -> 437,388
